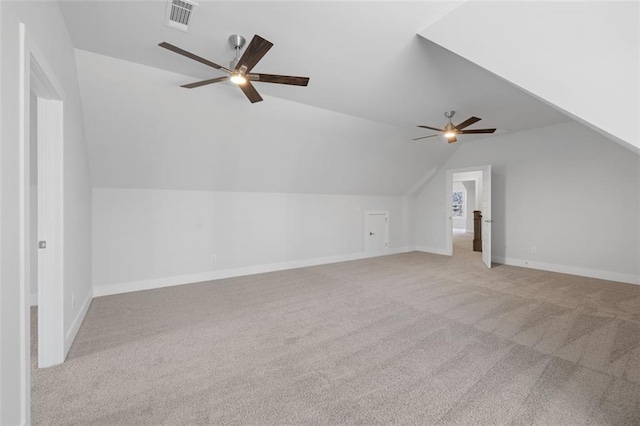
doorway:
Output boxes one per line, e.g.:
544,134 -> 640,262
446,166 -> 492,268
22,29 -> 67,376
365,211 -> 389,253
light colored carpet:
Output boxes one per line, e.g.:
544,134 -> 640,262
32,232 -> 640,425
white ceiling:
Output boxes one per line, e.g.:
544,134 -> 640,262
59,0 -> 568,133
60,1 -> 571,195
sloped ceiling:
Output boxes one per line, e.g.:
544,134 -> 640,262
419,1 -> 639,152
76,49 -> 456,195
61,1 -> 570,195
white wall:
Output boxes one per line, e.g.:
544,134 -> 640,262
1,2 -> 92,423
462,180 -> 476,231
92,188 -> 413,296
415,121 -> 640,284
420,1 -> 639,152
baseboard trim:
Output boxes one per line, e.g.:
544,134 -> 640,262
415,246 -> 451,256
93,247 -> 415,297
493,256 -> 640,286
65,289 -> 93,355
30,293 -> 38,307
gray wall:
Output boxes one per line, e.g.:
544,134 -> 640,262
1,2 -> 92,422
415,121 -> 639,282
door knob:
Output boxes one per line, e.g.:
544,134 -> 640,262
369,232 -> 375,235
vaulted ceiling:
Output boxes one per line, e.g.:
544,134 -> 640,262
59,1 -> 570,195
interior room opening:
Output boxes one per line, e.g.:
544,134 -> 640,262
450,170 -> 483,261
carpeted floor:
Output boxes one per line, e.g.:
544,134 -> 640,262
32,232 -> 640,425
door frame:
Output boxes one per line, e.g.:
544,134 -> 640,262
19,23 -> 66,422
445,166 -> 490,257
0,1 -> 3,421
364,210 -> 389,253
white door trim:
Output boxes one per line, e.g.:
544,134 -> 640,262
0,1 -> 3,421
480,165 -> 492,268
18,23 -> 66,424
445,165 -> 490,257
364,210 -> 389,253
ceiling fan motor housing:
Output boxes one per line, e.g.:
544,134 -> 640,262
228,34 -> 246,50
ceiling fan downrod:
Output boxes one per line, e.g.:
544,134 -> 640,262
228,34 -> 246,69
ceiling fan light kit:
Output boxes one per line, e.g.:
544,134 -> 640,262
414,110 -> 497,144
158,34 -> 310,103
230,71 -> 247,85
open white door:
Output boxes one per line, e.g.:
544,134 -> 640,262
36,97 -> 65,367
29,44 -> 66,368
481,165 -> 492,268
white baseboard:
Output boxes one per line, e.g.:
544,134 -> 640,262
65,288 -> 93,355
30,293 -> 38,307
493,256 -> 640,286
93,247 -> 415,298
415,246 -> 451,256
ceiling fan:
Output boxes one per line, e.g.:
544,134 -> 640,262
414,111 -> 496,143
159,34 -> 310,103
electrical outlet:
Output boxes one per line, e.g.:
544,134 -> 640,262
211,255 -> 217,263
530,247 -> 537,254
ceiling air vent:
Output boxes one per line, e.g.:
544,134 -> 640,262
165,0 -> 197,32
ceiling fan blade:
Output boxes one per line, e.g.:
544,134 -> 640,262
181,76 -> 229,89
239,81 -> 263,103
458,129 -> 497,134
159,42 -> 231,72
447,136 -> 458,143
412,135 -> 439,141
417,125 -> 444,132
236,35 -> 273,72
252,74 -> 309,86
454,116 -> 481,130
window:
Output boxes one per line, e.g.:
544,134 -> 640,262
452,191 -> 464,217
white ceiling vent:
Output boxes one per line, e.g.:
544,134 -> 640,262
165,0 -> 197,32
